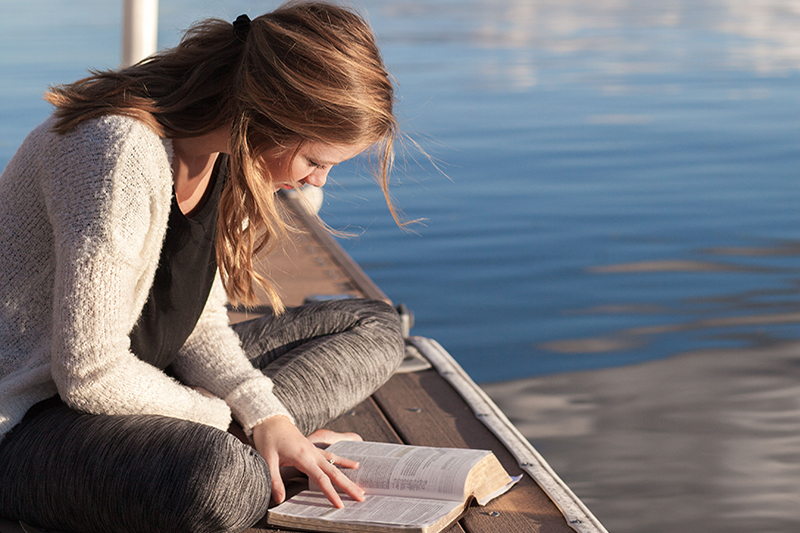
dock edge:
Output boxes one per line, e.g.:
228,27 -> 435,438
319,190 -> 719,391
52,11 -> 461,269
408,336 -> 608,533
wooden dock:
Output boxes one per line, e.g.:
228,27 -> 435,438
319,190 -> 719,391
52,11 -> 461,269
240,191 -> 606,533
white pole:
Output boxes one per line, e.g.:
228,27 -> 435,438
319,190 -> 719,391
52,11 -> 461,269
122,0 -> 159,67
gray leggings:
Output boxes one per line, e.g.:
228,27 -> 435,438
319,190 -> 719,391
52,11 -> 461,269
0,299 -> 403,533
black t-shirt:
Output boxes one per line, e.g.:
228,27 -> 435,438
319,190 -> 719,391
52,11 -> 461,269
129,155 -> 227,369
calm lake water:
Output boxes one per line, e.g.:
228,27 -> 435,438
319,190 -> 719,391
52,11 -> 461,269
2,1 -> 800,532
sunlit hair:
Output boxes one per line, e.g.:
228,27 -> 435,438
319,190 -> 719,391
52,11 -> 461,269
45,0 -> 399,312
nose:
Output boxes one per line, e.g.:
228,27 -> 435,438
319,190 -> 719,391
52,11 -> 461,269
303,168 -> 329,188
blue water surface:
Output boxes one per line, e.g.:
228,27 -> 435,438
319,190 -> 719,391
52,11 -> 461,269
318,1 -> 800,382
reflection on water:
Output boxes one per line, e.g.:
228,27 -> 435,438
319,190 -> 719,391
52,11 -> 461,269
519,239 -> 800,530
542,241 -> 800,357
484,339 -> 800,532
365,0 -> 800,93
466,0 -> 800,89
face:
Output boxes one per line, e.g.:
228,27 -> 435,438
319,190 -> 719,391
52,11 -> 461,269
266,141 -> 367,191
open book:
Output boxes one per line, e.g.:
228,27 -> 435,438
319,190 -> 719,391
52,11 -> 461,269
267,441 -> 520,533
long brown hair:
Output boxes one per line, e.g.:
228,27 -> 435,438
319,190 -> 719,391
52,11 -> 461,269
45,1 -> 398,312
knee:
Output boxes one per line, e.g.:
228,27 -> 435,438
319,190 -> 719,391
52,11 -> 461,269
177,430 -> 272,533
125,421 -> 271,533
356,299 -> 405,368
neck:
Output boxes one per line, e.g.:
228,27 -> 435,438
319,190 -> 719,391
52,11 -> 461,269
171,130 -> 229,215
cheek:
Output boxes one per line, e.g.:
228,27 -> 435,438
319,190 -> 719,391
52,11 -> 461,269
261,149 -> 294,183
261,157 -> 282,182
287,160 -> 309,182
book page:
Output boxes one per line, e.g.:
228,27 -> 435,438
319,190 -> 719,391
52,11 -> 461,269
271,491 -> 461,528
325,441 -> 489,501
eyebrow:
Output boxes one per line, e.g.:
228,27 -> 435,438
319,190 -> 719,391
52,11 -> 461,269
305,155 -> 338,166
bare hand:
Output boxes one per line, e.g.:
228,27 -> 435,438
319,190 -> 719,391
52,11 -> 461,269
252,415 -> 366,508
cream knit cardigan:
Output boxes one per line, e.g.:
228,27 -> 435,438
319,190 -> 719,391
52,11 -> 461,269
0,115 -> 293,441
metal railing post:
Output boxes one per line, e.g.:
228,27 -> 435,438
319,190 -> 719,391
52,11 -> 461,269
121,0 -> 158,67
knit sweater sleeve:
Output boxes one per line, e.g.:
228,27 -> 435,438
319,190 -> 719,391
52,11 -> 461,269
45,116 -> 232,430
170,275 -> 295,435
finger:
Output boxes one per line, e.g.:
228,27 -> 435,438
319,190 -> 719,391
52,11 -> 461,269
307,429 -> 364,447
311,467 -> 345,508
323,461 -> 366,502
325,452 -> 359,470
267,456 -> 286,504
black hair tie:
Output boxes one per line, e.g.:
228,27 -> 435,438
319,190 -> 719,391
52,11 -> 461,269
233,14 -> 251,42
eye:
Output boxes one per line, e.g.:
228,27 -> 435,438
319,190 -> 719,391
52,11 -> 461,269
307,159 -> 327,170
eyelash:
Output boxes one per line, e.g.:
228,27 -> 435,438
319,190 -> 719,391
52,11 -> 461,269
308,159 -> 327,170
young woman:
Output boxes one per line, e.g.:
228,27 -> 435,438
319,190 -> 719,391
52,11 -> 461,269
0,2 -> 405,532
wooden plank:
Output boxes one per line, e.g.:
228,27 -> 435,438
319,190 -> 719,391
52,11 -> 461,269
251,193 -> 388,309
236,227 -> 362,314
374,372 -> 574,533
229,193 -> 387,325
280,193 -> 389,303
323,397 -> 402,443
